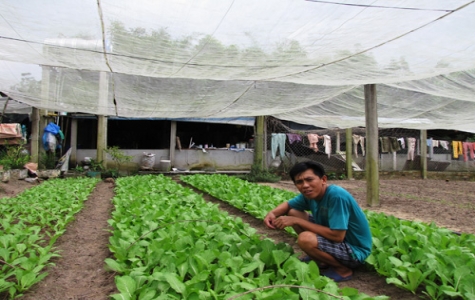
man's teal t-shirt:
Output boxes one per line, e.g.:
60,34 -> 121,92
288,185 -> 372,262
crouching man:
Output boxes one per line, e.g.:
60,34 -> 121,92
264,161 -> 372,282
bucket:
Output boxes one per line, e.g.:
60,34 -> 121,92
86,171 -> 101,178
159,160 -> 171,172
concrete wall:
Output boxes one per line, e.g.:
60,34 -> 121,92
76,148 -> 254,171
76,149 -> 474,173
378,153 -> 475,172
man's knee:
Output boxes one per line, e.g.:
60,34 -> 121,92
297,231 -> 318,248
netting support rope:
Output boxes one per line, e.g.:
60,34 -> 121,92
96,0 -> 118,116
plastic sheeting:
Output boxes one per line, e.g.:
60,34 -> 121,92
42,122 -> 63,152
108,116 -> 255,126
1,1 -> 475,132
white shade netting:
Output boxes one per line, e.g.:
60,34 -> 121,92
1,0 -> 475,132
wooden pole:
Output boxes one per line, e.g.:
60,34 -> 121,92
365,84 -> 379,207
169,121 -> 177,166
70,118 -> 78,166
254,116 -> 265,170
97,116 -> 107,168
336,130 -> 341,153
96,71 -> 109,169
30,108 -> 40,163
263,117 -> 267,169
429,137 -> 434,159
345,128 -> 352,179
0,97 -> 10,124
420,130 -> 427,179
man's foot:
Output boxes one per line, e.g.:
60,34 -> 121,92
322,268 -> 352,282
317,262 -> 329,269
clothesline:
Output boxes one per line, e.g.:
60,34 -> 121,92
271,133 -> 333,159
271,132 -> 473,162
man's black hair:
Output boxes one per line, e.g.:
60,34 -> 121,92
289,161 -> 326,182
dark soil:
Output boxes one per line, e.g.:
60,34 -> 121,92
2,176 -> 474,299
2,179 -> 117,300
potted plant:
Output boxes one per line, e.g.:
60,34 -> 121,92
86,158 -> 104,178
39,151 -> 57,169
104,146 -> 133,178
61,164 -> 85,178
73,165 -> 85,173
0,143 -> 31,180
36,151 -> 61,179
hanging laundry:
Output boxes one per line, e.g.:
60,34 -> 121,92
322,135 -> 331,158
352,134 -> 365,157
407,137 -> 416,161
381,137 -> 400,153
452,141 -> 463,159
439,140 -> 449,150
462,142 -> 474,161
397,137 -> 405,149
389,137 -> 401,152
21,125 -> 27,140
307,134 -> 319,152
286,133 -> 302,144
426,139 -> 432,147
271,133 -> 286,159
380,137 -> 390,153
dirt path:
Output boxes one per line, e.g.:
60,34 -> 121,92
19,181 -> 117,300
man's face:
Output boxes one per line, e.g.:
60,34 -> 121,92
293,169 -> 327,200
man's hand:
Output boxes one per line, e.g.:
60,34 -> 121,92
264,212 -> 277,229
273,216 -> 299,230
264,202 -> 292,230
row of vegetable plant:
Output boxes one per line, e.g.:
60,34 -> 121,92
106,174 -> 385,299
0,177 -> 100,299
181,174 -> 475,300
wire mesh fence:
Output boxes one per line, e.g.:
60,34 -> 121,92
266,117 -> 475,174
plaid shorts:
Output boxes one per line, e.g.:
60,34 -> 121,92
309,215 -> 362,268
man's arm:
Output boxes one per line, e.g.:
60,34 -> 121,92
273,215 -> 346,243
264,202 -> 291,229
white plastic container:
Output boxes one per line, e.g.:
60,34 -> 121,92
159,160 -> 171,172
